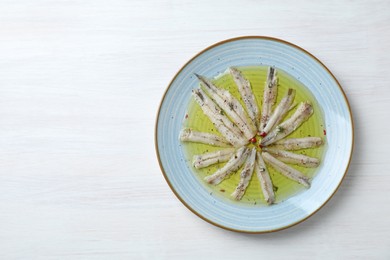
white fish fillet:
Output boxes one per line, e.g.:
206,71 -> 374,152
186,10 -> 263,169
255,151 -> 275,204
192,89 -> 242,137
231,148 -> 257,200
263,147 -> 320,168
260,67 -> 278,131
230,67 -> 260,128
262,152 -> 310,187
196,74 -> 257,139
270,137 -> 323,150
179,128 -> 231,147
193,148 -> 235,169
192,89 -> 247,147
261,101 -> 313,146
204,147 -> 249,185
260,88 -> 295,136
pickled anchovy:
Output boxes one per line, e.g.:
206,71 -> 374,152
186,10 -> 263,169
231,148 -> 257,200
192,89 -> 247,147
195,74 -> 257,139
263,147 -> 320,168
179,128 -> 231,147
193,148 -> 235,169
260,67 -> 278,131
262,152 -> 310,187
261,102 -> 313,146
255,151 -> 275,204
204,147 -> 249,185
269,137 -> 323,151
260,89 -> 295,136
229,67 -> 260,129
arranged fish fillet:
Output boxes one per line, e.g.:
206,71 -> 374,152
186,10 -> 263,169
269,137 -> 323,151
195,74 -> 257,139
179,128 -> 231,147
261,101 -> 313,146
193,148 -> 235,169
231,148 -> 257,200
260,88 -> 295,136
205,147 -> 250,185
229,67 -> 260,128
192,89 -> 242,138
262,152 -> 310,187
263,147 -> 320,168
255,151 -> 275,204
260,67 -> 278,132
192,89 -> 247,147
179,67 -> 326,204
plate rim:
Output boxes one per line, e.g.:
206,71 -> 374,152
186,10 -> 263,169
155,36 -> 354,233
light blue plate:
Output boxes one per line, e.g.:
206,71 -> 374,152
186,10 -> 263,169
155,37 -> 353,233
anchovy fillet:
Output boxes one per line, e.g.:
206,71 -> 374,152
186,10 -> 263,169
192,89 -> 242,137
255,151 -> 275,204
261,102 -> 313,146
230,67 -> 260,129
179,128 -> 231,147
262,152 -> 310,187
260,67 -> 278,131
195,74 -> 257,139
263,147 -> 320,168
192,89 -> 247,147
231,148 -> 257,200
193,148 -> 235,169
205,147 -> 249,185
269,137 -> 323,151
260,88 -> 295,136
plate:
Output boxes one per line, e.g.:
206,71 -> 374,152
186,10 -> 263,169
155,36 -> 353,233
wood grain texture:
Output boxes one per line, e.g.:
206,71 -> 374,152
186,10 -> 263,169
0,0 -> 389,259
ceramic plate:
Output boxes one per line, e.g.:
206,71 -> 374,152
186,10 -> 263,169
155,36 -> 353,233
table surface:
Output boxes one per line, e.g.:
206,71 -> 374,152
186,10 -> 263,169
0,0 -> 389,259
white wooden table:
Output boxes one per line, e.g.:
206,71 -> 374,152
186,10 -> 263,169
0,0 -> 389,259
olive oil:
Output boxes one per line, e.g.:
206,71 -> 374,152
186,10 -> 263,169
182,66 -> 326,206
